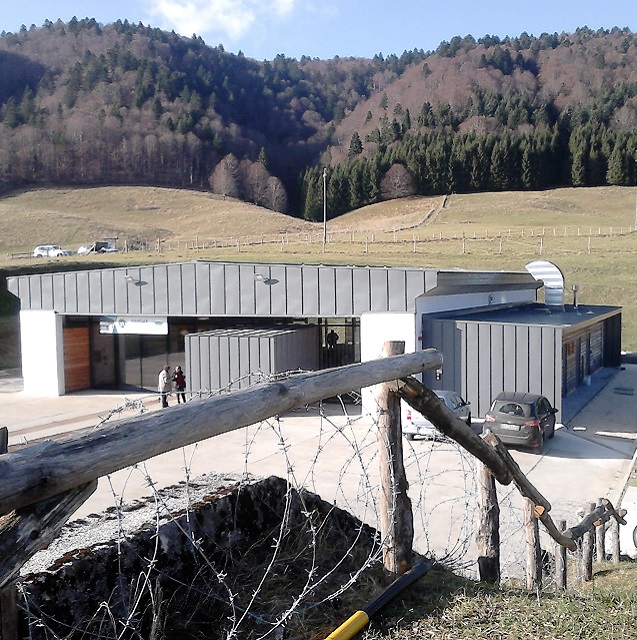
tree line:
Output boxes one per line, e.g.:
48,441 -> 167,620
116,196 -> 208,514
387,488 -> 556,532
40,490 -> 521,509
302,125 -> 637,221
2,19 -> 637,220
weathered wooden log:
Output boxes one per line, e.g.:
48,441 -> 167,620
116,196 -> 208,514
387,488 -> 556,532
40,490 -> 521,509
481,432 -> 551,513
524,498 -> 542,590
0,481 -> 97,590
596,498 -> 606,562
610,518 -> 620,563
1,583 -> 17,640
396,380 -> 512,485
600,498 -> 627,526
565,504 -> 606,540
554,519 -> 567,590
476,461 -> 500,584
538,512 -> 577,551
0,429 -> 17,640
580,502 -> 596,582
0,350 -> 443,516
376,342 -> 413,577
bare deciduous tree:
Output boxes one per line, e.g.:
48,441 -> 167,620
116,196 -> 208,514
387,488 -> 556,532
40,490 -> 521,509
209,153 -> 239,198
266,175 -> 288,213
380,163 -> 416,200
245,161 -> 270,206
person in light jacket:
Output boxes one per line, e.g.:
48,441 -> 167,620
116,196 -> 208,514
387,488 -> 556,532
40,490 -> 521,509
158,365 -> 171,408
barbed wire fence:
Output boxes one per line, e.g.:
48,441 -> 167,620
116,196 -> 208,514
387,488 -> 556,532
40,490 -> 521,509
10,371 -> 618,639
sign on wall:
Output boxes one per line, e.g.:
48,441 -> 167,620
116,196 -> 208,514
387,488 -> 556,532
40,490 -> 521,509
99,316 -> 168,335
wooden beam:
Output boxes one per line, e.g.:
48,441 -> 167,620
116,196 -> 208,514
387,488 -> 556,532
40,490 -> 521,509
554,519 -> 567,590
0,481 -> 97,590
524,498 -> 542,590
0,350 -> 443,516
396,379 -> 512,485
476,461 -> 500,584
376,342 -> 413,576
481,432 -> 551,513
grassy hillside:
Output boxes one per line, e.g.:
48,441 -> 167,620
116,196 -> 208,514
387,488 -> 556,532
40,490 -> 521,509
2,185 -> 637,352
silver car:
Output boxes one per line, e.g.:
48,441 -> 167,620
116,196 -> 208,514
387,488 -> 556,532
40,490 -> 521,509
402,390 -> 472,440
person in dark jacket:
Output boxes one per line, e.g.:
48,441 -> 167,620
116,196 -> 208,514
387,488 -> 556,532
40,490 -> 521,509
172,365 -> 186,403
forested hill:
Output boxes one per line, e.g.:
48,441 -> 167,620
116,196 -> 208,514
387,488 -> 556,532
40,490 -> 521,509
2,21 -> 637,221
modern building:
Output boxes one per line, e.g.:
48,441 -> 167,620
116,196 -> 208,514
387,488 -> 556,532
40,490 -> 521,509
6,260 -> 621,416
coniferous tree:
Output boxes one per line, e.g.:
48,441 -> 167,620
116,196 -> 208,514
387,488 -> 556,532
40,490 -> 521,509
348,131 -> 363,158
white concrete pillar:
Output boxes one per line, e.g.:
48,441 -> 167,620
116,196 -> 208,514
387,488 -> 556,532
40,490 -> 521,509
20,310 -> 65,396
360,312 -> 417,416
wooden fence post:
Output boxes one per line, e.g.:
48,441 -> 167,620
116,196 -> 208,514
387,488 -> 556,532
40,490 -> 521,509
596,498 -> 606,562
580,502 -> 595,581
554,519 -> 567,590
0,427 -> 18,640
376,341 -> 413,577
610,517 -> 621,563
524,498 -> 542,590
476,460 -> 500,584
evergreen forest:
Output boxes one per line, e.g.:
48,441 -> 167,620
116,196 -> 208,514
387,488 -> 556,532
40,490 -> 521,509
2,19 -> 637,220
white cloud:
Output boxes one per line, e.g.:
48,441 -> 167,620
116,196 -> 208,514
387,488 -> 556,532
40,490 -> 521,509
147,0 -> 299,41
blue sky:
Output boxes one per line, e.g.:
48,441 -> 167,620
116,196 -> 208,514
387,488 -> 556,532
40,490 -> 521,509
2,1 -> 635,61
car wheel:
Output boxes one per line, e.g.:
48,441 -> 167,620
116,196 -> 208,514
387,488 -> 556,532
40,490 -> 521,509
466,413 -> 472,427
532,432 -> 545,454
405,433 -> 415,441
548,421 -> 555,439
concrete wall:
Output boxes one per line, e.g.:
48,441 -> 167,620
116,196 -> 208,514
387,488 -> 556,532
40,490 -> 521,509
19,310 -> 64,396
360,311 -> 417,415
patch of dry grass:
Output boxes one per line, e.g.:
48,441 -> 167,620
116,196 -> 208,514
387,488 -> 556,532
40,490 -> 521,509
2,185 -> 637,350
360,562 -> 637,639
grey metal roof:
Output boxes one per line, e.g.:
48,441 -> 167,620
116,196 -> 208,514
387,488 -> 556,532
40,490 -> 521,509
6,260 -> 443,318
428,302 -> 621,330
6,260 -> 548,319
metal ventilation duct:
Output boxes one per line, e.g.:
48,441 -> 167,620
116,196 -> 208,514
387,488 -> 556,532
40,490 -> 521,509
525,260 -> 565,308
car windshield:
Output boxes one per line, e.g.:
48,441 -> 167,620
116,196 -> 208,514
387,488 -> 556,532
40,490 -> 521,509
494,401 -> 529,417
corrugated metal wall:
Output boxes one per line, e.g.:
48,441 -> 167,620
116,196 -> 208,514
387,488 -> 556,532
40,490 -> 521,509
423,318 -> 562,417
7,261 -> 437,318
186,326 -> 320,394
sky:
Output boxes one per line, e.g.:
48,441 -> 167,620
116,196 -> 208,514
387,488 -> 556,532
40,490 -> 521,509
1,1 -> 635,61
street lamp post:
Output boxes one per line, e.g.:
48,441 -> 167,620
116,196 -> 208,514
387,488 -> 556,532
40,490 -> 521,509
323,167 -> 327,252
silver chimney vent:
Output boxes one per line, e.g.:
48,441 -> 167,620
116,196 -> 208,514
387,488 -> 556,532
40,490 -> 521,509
525,260 -> 565,309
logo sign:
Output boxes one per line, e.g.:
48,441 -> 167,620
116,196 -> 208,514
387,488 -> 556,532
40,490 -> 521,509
100,316 -> 168,335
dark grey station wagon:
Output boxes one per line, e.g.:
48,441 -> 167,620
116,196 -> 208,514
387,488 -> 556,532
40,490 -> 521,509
483,391 -> 557,454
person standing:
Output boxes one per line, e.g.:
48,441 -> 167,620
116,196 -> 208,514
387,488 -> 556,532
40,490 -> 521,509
172,365 -> 186,404
158,365 -> 171,408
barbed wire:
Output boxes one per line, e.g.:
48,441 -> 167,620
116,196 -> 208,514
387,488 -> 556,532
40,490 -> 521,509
16,371 -> 592,638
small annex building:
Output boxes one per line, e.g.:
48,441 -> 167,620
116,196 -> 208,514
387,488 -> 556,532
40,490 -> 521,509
6,260 -> 621,417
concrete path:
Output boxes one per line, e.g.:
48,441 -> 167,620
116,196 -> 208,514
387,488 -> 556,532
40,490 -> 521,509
3,366 -> 637,577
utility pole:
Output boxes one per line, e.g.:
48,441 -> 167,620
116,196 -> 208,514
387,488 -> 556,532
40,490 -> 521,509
323,167 -> 327,252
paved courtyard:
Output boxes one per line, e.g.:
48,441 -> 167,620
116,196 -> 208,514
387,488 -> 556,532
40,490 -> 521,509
3,364 -> 637,578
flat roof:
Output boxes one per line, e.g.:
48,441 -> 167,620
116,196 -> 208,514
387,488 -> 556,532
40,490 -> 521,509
430,302 -> 621,329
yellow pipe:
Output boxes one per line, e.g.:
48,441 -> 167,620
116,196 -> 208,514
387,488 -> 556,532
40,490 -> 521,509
324,610 -> 370,640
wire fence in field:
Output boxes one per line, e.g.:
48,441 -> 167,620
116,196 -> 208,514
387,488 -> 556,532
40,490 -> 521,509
13,373 -> 609,638
146,223 -> 637,257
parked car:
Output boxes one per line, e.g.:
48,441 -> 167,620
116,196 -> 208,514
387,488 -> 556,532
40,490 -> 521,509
32,245 -> 71,258
77,240 -> 118,255
483,391 -> 557,454
402,390 -> 471,441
